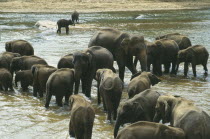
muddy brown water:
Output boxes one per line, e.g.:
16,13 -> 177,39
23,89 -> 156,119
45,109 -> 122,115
0,9 -> 210,139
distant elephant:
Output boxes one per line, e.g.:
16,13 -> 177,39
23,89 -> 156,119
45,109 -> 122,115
57,19 -> 75,34
10,55 -> 48,76
73,46 -> 115,98
57,54 -> 74,69
156,33 -> 192,50
15,70 -> 33,91
153,95 -> 210,139
69,95 -> 95,139
45,68 -> 74,108
71,10 -> 79,24
95,69 -> 123,121
176,45 -> 209,77
114,89 -> 160,138
0,68 -> 13,91
5,40 -> 34,56
128,72 -> 161,98
88,28 -> 147,81
116,121 -> 185,139
31,64 -> 57,97
0,52 -> 21,72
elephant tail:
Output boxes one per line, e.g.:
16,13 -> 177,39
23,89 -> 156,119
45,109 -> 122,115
84,107 -> 95,139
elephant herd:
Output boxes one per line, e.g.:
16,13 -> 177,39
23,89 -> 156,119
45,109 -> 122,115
0,27 -> 210,139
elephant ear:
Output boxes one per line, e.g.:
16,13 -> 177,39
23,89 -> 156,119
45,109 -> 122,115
69,96 -> 75,111
130,36 -> 144,45
95,69 -> 104,81
148,73 -> 161,86
121,38 -> 130,55
86,52 -> 93,66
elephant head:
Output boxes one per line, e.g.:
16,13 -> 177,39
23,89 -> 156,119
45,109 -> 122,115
68,20 -> 75,26
176,49 -> 191,72
95,69 -> 105,81
10,57 -> 23,76
147,72 -> 161,86
5,42 -> 12,52
130,71 -> 142,81
121,36 -> 147,71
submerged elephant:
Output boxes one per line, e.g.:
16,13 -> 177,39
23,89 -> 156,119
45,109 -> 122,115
153,95 -> 210,139
116,121 -> 185,139
114,89 -> 160,138
5,40 -> 34,56
88,28 -> 147,81
31,64 -> 57,97
128,72 -> 161,98
57,19 -> 75,34
71,10 -> 79,24
57,54 -> 74,69
45,68 -> 74,108
69,95 -> 95,139
176,45 -> 209,77
156,33 -> 192,50
73,46 -> 115,98
15,70 -> 33,91
0,68 -> 13,91
95,69 -> 123,121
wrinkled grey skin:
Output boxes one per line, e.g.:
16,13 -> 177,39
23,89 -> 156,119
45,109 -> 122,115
128,72 -> 161,98
156,33 -> 192,50
31,64 -> 57,97
15,70 -> 33,91
73,46 -> 115,98
176,45 -> 209,77
45,68 -> 75,108
5,40 -> 34,56
69,95 -> 95,139
114,89 -> 160,138
57,19 -> 75,34
116,121 -> 186,139
0,68 -> 13,91
88,28 -> 147,81
153,95 -> 210,139
10,55 -> 48,76
95,69 -> 123,121
57,54 -> 74,69
71,10 -> 79,24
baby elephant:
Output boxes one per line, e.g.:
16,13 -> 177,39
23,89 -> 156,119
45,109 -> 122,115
71,10 -> 79,24
116,121 -> 185,139
95,69 -> 123,121
57,19 -> 75,34
15,70 -> 33,91
0,68 -> 13,91
69,95 -> 95,139
176,45 -> 209,77
128,72 -> 161,98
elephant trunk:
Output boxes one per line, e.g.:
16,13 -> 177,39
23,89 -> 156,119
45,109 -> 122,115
14,75 -> 19,87
74,68 -> 82,94
114,117 -> 122,138
153,112 -> 161,123
136,51 -> 147,71
176,60 -> 180,74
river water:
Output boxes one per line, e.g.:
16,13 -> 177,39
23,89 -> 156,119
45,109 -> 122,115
0,9 -> 210,139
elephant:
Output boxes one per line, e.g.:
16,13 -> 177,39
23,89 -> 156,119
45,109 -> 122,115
73,46 -> 115,98
0,68 -> 13,91
128,72 -> 161,98
114,89 -> 161,138
88,28 -> 147,81
176,45 -> 209,77
71,10 -> 79,24
156,33 -> 192,50
57,54 -> 74,69
15,70 -> 33,91
10,55 -> 48,76
95,68 -> 123,121
5,40 -> 34,56
31,64 -> 57,97
0,52 -> 21,72
57,19 -> 75,34
45,68 -> 74,108
116,121 -> 185,139
153,95 -> 210,139
69,95 -> 95,139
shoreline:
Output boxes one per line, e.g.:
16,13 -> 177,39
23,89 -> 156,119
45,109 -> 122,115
0,1 -> 210,13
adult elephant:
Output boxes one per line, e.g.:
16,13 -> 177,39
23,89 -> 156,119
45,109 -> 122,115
156,33 -> 192,50
31,64 -> 57,97
88,28 -> 147,81
114,89 -> 160,138
116,121 -> 185,139
71,10 -> 79,24
10,55 -> 48,76
57,54 -> 74,69
73,46 -> 115,97
0,68 -> 13,91
5,40 -> 34,56
153,95 -> 210,139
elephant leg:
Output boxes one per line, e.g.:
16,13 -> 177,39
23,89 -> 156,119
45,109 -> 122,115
9,82 -> 13,91
38,86 -> 44,98
66,27 -> 69,34
4,85 -> 8,91
126,56 -> 137,74
164,62 -> 170,74
74,79 -> 80,94
33,83 -> 38,97
57,27 -> 61,34
97,83 -> 101,105
64,93 -> 71,105
116,60 -> 125,82
81,77 -> 86,94
184,62 -> 189,76
0,84 -> 3,91
102,95 -> 107,112
202,62 -> 208,75
69,120 -> 75,137
171,60 -> 177,74
56,95 -> 63,107
192,63 -> 197,77
84,74 -> 94,98
45,92 -> 52,108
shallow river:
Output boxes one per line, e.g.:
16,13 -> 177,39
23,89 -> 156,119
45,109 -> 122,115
0,9 -> 210,139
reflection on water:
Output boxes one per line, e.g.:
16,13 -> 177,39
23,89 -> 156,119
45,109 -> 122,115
0,9 -> 210,138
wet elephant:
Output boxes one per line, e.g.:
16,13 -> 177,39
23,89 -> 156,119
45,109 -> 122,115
88,28 -> 147,81
0,68 -> 13,91
57,54 -> 74,69
5,40 -> 34,56
15,70 -> 33,91
57,19 -> 75,34
71,10 -> 79,24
